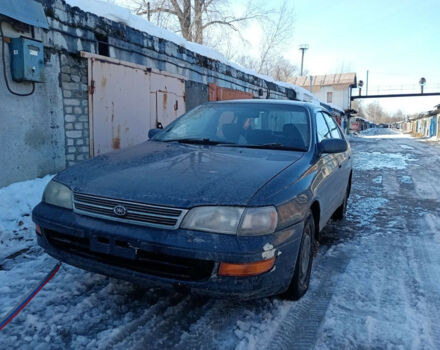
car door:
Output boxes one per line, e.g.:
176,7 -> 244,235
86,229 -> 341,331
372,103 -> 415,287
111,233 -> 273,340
314,111 -> 340,228
322,112 -> 351,206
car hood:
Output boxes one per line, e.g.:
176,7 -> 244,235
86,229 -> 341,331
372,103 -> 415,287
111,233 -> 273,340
55,141 -> 304,208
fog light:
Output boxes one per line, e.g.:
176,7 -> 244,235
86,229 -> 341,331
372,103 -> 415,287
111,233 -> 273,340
218,257 -> 275,277
36,224 -> 41,236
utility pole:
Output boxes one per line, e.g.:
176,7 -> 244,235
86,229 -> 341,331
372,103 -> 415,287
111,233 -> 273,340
299,44 -> 309,76
366,70 -> 369,96
147,2 -> 151,21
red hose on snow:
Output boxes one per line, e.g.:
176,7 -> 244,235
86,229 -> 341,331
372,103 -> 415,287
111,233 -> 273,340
0,262 -> 61,331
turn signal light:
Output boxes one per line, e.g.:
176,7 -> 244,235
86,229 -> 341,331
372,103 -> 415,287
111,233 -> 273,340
218,257 -> 275,277
36,224 -> 42,236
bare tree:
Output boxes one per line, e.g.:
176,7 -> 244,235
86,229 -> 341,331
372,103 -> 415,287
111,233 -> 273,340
233,0 -> 296,81
129,0 -> 297,82
361,102 -> 405,124
351,101 -> 406,124
269,57 -> 298,81
132,0 -> 264,44
392,109 -> 406,122
352,100 -> 366,116
255,1 -> 294,75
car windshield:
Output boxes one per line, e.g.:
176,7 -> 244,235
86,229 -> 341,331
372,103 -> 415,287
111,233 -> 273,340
152,103 -> 310,151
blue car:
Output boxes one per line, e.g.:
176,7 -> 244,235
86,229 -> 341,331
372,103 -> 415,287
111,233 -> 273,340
33,100 -> 352,300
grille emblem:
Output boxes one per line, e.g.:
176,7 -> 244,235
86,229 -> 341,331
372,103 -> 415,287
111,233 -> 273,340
113,204 -> 127,217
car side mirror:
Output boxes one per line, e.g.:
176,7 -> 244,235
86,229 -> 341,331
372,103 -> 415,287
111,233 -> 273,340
319,139 -> 347,154
148,128 -> 162,139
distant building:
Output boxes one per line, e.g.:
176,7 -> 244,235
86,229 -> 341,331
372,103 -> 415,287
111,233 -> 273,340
289,73 -> 357,111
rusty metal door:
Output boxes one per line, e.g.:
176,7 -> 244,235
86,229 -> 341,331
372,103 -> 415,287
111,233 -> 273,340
85,53 -> 186,156
88,57 -> 151,155
150,72 -> 186,129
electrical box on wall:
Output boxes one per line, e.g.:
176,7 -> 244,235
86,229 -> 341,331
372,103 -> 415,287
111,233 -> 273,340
9,37 -> 44,82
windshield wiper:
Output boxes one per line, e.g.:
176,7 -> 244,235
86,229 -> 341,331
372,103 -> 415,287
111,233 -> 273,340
164,138 -> 235,145
218,143 -> 307,152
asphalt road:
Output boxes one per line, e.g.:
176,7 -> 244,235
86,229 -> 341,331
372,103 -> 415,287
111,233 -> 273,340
1,129 -> 440,349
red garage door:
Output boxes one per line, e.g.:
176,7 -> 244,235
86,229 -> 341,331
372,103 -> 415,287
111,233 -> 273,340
208,83 -> 253,101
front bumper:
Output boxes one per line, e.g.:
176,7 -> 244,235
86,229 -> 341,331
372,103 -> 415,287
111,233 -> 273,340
33,202 -> 303,299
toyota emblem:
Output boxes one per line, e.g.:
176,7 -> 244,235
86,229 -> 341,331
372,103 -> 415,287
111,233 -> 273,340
113,204 -> 127,217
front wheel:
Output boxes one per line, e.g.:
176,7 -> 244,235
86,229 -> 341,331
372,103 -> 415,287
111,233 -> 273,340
282,211 -> 315,300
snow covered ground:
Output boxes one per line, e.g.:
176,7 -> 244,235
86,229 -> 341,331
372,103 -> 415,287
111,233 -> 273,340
1,129 -> 440,349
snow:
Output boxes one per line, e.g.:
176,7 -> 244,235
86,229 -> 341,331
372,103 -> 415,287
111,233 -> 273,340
65,0 -> 320,105
359,128 -> 385,136
0,175 -> 52,260
353,151 -> 416,171
358,128 -> 408,139
1,128 -> 440,348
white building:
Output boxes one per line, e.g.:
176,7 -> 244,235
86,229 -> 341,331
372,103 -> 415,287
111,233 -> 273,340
289,73 -> 357,111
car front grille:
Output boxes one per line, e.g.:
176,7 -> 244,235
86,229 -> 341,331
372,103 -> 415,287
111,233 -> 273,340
73,192 -> 187,229
44,230 -> 214,281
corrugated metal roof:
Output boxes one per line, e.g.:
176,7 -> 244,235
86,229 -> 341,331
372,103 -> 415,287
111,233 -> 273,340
289,73 -> 357,87
0,0 -> 48,29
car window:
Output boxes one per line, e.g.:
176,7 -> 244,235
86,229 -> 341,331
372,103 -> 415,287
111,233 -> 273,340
323,112 -> 343,139
154,103 -> 311,151
316,112 -> 331,142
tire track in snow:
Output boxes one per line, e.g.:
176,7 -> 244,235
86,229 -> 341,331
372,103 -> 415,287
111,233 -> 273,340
123,295 -> 213,350
173,298 -> 283,350
404,215 -> 440,349
266,250 -> 352,350
172,299 -> 241,350
99,292 -> 193,350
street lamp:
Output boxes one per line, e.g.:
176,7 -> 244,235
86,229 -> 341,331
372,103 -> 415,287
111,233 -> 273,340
299,44 -> 309,76
358,80 -> 364,96
419,77 -> 426,94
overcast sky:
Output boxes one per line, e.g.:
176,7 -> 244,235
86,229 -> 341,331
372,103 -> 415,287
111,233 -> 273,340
111,0 -> 439,114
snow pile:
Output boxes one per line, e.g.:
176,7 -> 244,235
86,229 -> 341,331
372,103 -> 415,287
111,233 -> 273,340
65,0 -> 319,104
353,151 -> 416,171
358,128 -> 407,138
359,128 -> 383,136
0,175 -> 52,259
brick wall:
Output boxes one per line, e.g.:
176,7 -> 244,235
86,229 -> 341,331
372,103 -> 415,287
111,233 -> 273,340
59,54 -> 90,166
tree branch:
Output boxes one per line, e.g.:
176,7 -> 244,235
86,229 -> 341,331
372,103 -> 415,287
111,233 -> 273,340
202,14 -> 262,30
137,7 -> 178,16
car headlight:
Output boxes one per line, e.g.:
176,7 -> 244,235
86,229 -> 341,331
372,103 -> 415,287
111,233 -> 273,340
181,206 -> 278,236
238,206 -> 278,236
43,180 -> 73,209
181,206 -> 244,234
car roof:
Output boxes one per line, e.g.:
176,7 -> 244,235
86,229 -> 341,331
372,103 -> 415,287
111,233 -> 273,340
206,99 -> 320,110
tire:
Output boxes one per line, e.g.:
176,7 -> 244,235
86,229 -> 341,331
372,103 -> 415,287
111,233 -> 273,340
333,182 -> 350,221
282,210 -> 315,301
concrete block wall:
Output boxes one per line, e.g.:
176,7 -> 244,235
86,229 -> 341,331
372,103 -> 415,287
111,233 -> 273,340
0,18 -> 66,188
59,54 -> 90,166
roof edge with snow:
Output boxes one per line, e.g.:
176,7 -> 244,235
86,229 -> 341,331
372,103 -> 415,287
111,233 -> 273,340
63,0 -> 320,104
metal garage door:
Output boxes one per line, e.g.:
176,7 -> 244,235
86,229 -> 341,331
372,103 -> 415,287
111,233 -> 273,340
84,53 -> 186,156
150,72 -> 186,129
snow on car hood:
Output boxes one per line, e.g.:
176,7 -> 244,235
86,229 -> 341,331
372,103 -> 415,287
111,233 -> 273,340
55,141 -> 304,208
